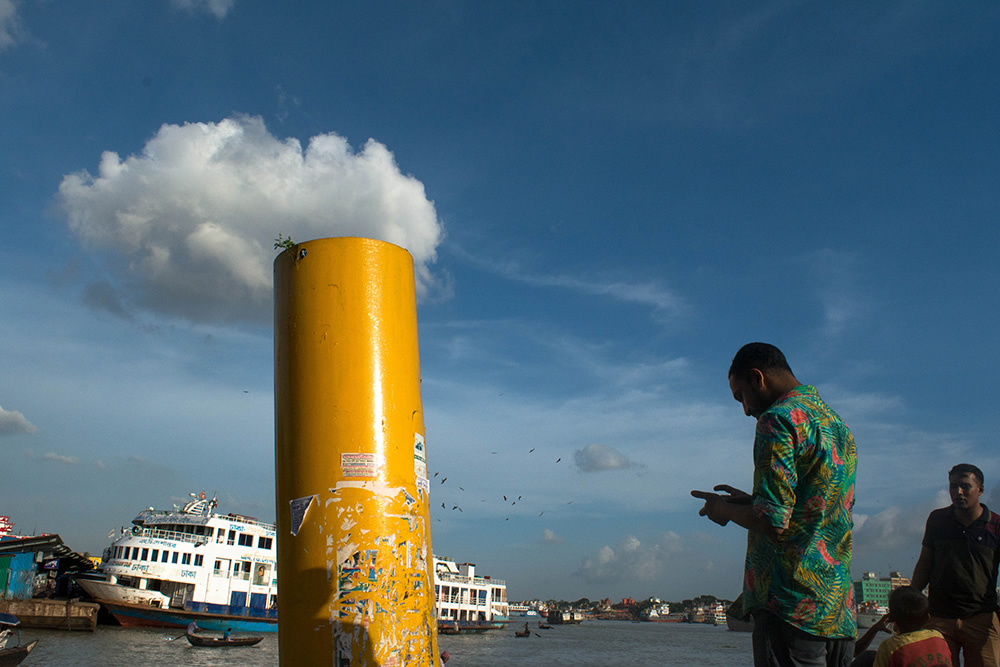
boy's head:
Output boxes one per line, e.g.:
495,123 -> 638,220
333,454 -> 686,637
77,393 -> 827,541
888,586 -> 929,633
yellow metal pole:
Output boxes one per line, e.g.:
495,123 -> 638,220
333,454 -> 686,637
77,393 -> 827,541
274,237 -> 439,666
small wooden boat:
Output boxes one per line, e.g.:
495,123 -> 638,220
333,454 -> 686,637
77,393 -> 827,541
0,640 -> 37,667
514,622 -> 531,637
186,632 -> 263,647
0,613 -> 38,667
537,621 -> 552,629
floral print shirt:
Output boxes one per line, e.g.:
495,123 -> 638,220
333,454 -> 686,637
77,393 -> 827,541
742,385 -> 857,638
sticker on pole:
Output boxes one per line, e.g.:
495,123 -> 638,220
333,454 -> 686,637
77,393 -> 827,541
289,495 -> 316,536
414,433 -> 428,479
341,452 -> 376,477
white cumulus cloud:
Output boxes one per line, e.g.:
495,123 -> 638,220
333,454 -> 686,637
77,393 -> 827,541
0,405 -> 36,435
542,528 -> 563,544
58,115 -> 444,324
574,443 -> 634,472
576,533 -> 683,584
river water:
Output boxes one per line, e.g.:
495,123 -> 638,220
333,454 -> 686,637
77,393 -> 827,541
21,620 -> 881,665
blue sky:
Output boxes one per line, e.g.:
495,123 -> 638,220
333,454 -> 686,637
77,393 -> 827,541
2,1 -> 999,603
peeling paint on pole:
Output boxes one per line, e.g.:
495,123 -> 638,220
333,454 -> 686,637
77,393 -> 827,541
274,237 -> 439,665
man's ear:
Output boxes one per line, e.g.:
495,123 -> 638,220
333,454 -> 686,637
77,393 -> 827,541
749,368 -> 766,391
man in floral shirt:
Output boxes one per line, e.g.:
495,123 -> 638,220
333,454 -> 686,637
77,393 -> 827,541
692,342 -> 857,667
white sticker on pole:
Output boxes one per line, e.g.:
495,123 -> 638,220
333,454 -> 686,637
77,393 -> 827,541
341,452 -> 376,477
414,433 -> 428,479
289,495 -> 316,536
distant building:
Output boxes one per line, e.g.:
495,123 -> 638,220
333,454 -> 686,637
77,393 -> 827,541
855,571 -> 910,609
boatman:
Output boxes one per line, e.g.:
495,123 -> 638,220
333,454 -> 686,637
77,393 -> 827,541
692,342 -> 857,667
186,620 -> 198,635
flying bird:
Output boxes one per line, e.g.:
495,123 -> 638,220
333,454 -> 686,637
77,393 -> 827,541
556,458 -> 561,463
529,448 -> 535,453
440,478 -> 447,484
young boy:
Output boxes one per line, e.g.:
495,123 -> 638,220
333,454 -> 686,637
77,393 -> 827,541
873,586 -> 953,667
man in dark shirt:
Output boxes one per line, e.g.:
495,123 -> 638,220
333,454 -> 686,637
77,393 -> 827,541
911,463 -> 1000,667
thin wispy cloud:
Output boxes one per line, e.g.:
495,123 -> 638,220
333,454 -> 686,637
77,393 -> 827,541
804,249 -> 871,339
58,115 -> 444,324
0,0 -> 23,50
0,405 -> 36,435
449,245 -> 684,318
42,452 -> 80,465
170,0 -> 235,19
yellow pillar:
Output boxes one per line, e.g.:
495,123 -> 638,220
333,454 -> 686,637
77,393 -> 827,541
274,237 -> 439,666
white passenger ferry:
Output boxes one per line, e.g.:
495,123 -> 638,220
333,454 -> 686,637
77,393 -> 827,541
433,556 -> 509,633
76,492 -> 277,632
79,493 -> 511,634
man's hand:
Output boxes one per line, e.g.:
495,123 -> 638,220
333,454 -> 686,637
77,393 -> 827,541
691,489 -> 735,526
712,484 -> 751,504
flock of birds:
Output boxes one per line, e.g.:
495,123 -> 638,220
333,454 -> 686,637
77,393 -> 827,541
430,447 -> 569,522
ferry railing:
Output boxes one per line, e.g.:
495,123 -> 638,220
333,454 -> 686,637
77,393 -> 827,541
436,573 -> 505,587
135,528 -> 211,545
135,509 -> 276,533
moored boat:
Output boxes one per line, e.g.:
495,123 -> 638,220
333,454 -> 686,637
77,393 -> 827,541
75,492 -> 278,632
79,493 -> 513,634
434,556 -> 509,633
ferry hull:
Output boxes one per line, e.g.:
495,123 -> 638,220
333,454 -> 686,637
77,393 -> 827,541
100,600 -> 277,633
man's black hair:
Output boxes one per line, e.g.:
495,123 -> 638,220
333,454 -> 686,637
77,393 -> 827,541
888,586 -> 929,630
949,463 -> 985,488
729,342 -> 793,379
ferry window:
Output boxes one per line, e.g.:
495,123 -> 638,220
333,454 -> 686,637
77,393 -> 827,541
161,551 -> 169,563
151,549 -> 159,561
194,554 -> 204,567
123,547 -> 131,559
227,530 -> 236,546
217,530 -> 225,544
141,548 -> 149,561
257,537 -> 273,550
172,552 -> 179,564
238,534 -> 253,547
182,553 -> 192,565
